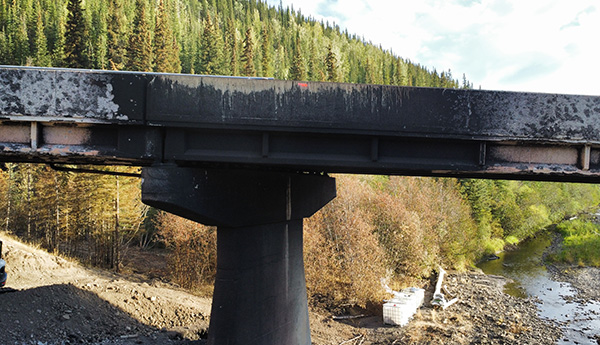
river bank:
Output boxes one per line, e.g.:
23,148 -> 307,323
310,270 -> 563,344
545,230 -> 600,301
478,230 -> 600,344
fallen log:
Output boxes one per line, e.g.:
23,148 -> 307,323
431,267 -> 459,310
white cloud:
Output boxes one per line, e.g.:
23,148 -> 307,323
266,0 -> 600,95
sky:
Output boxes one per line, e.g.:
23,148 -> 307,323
265,0 -> 600,96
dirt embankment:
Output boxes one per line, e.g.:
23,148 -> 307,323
0,235 -> 210,345
1,234 -> 562,345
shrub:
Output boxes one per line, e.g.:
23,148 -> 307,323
505,235 -> 519,245
304,175 -> 481,308
371,177 -> 479,275
304,175 -> 387,309
155,211 -> 217,291
553,219 -> 600,267
483,238 -> 505,255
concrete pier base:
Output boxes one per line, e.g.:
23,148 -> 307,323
141,167 -> 336,345
210,221 -> 309,344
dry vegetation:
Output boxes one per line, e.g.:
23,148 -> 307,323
155,211 -> 217,292
2,164 -> 600,314
304,175 -> 478,310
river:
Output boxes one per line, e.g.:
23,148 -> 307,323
477,231 -> 600,344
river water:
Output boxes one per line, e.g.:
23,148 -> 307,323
477,231 -> 600,344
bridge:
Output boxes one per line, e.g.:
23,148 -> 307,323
2,66 -> 600,344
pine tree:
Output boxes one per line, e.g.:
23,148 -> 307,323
127,0 -> 153,72
154,0 -> 181,73
64,0 -> 87,68
325,44 -> 338,82
241,28 -> 256,77
289,34 -> 305,81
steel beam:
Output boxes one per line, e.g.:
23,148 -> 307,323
2,66 -> 600,182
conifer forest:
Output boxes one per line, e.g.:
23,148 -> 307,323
1,0 -> 599,307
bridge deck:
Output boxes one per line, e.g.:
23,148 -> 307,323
1,66 -> 600,182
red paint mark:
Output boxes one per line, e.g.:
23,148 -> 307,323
298,83 -> 308,88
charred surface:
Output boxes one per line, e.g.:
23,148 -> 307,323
1,66 -> 600,182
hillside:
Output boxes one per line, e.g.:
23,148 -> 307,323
0,0 -> 467,88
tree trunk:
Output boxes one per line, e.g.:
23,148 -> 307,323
54,174 -> 60,252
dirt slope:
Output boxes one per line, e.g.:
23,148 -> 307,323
0,235 -> 211,345
0,234 -> 564,345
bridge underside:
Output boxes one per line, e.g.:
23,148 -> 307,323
2,66 -> 600,344
2,67 -> 600,182
0,120 -> 599,184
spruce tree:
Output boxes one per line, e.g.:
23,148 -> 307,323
365,58 -> 375,84
289,34 -> 305,81
0,30 -> 8,64
33,9 -> 50,67
64,0 -> 87,68
47,0 -> 66,67
241,28 -> 256,77
8,8 -> 29,65
106,0 -> 127,70
154,0 -> 181,73
127,0 -> 153,72
225,18 -> 238,76
261,26 -> 272,77
397,59 -> 408,86
325,44 -> 338,82
0,0 -> 7,30
462,73 -> 472,89
198,14 -> 223,75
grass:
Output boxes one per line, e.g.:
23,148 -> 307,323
550,218 -> 600,267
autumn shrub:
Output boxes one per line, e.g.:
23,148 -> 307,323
155,211 -> 217,291
369,176 -> 479,276
304,175 -> 387,309
304,175 -> 480,309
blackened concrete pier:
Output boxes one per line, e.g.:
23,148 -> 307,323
142,167 -> 335,344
